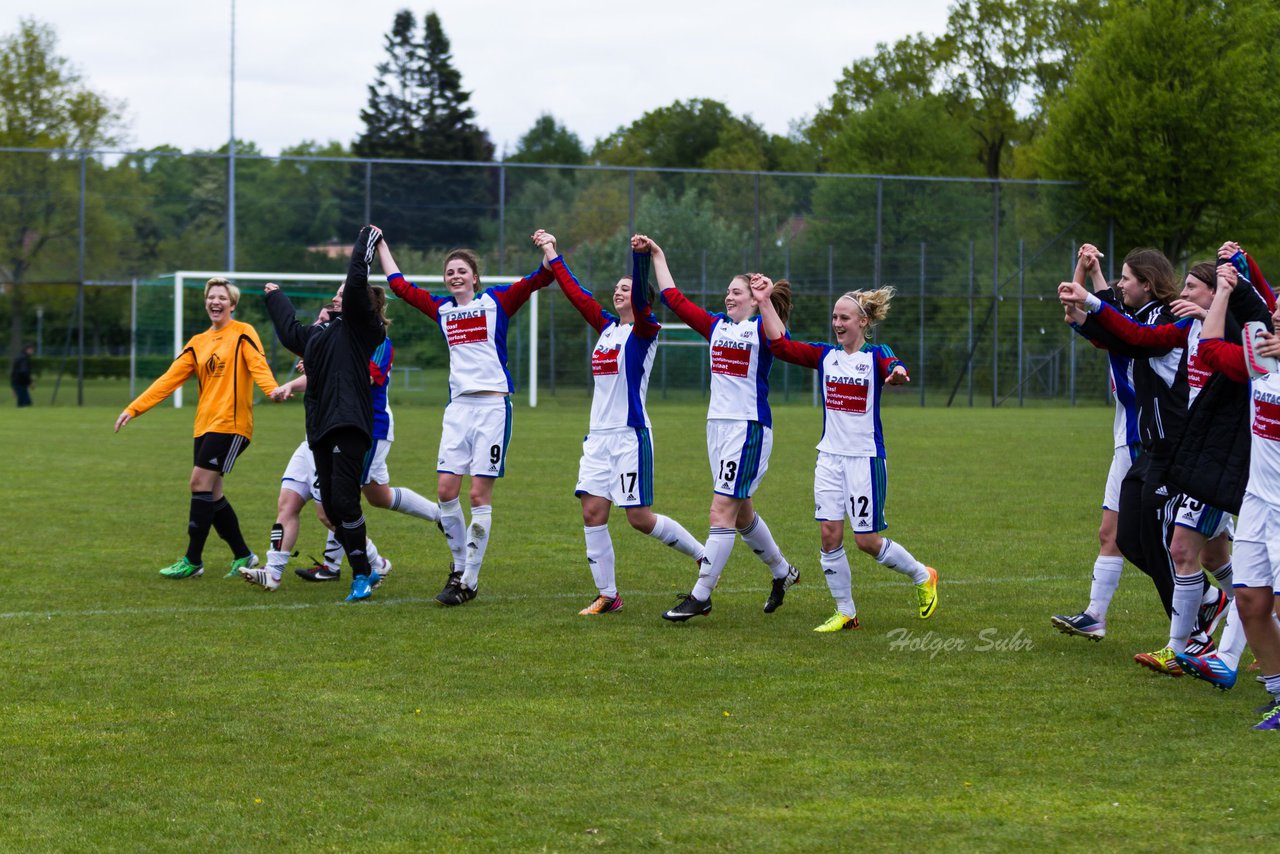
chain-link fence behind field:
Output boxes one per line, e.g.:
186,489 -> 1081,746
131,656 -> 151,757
1,147 -> 1118,408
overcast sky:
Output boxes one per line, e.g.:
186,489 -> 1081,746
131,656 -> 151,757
12,0 -> 954,157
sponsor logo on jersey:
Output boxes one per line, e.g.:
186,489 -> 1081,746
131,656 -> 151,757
711,343 -> 752,377
1187,353 -> 1211,389
826,377 -> 870,413
592,346 -> 621,376
1254,398 -> 1280,441
445,313 -> 488,346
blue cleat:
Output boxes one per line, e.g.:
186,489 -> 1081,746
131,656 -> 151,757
344,570 -> 381,602
1174,651 -> 1237,691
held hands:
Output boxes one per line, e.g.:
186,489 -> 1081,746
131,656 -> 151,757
269,386 -> 292,402
1216,263 -> 1239,293
264,283 -> 279,295
531,229 -> 558,260
749,273 -> 774,305
1076,243 -> 1104,273
886,365 -> 910,385
1218,241 -> 1243,260
113,411 -> 131,432
631,234 -> 660,256
1057,281 -> 1089,308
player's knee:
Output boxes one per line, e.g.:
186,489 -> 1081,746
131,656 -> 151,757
1168,537 -> 1197,569
853,534 -> 880,556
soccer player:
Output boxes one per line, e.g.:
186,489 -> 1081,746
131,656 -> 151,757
1051,244 -> 1140,641
264,225 -> 388,602
1191,262 -> 1280,728
542,231 -> 708,615
1058,246 -> 1275,674
379,232 -> 556,606
114,277 -> 280,579
634,235 -> 799,623
753,277 -> 938,631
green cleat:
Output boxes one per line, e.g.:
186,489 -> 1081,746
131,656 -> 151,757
159,556 -> 203,579
916,566 -> 939,619
1134,646 -> 1183,676
813,612 -> 860,633
226,553 -> 259,578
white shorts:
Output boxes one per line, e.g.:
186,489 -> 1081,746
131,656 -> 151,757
364,438 -> 391,486
1102,445 -> 1137,511
1233,492 -> 1280,589
438,395 -> 511,478
707,419 -> 772,499
814,451 -> 888,533
280,439 -> 320,502
576,427 -> 654,507
1172,494 -> 1233,539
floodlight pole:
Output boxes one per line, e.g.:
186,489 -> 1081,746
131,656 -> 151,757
227,0 -> 237,272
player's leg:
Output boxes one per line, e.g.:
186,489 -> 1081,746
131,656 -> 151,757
1054,446 -> 1131,639
847,456 -> 936,619
435,400 -> 470,597
813,453 -> 858,632
192,433 -> 255,576
363,439 -> 441,522
454,398 -> 509,597
317,428 -> 375,601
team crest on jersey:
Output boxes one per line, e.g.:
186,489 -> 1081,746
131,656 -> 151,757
205,352 -> 225,377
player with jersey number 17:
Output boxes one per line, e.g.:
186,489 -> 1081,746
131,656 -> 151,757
380,232 -> 557,606
753,277 -> 938,632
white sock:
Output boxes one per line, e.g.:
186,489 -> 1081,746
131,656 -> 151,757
1218,598 -> 1247,671
584,524 -> 616,597
1169,572 -> 1205,653
391,486 -> 441,522
460,505 -> 492,589
737,513 -> 790,578
1209,561 -> 1234,601
365,537 -> 381,570
265,548 -> 290,575
821,547 -> 856,618
439,498 -> 467,569
324,529 -> 344,571
877,538 -> 929,584
1087,555 -> 1123,620
691,527 -> 735,601
648,514 -> 706,562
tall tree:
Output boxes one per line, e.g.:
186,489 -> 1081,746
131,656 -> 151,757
354,10 -> 494,248
506,114 -> 585,165
0,18 -> 127,357
1037,0 -> 1280,261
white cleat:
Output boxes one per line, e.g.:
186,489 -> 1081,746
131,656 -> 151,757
240,567 -> 281,592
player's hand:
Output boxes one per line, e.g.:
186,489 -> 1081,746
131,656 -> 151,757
886,365 -> 909,385
114,410 -> 131,432
1217,264 -> 1238,293
1169,299 -> 1206,320
269,386 -> 292,402
1218,241 -> 1243,260
1257,330 -> 1280,359
264,283 -> 279,295
294,360 -> 305,374
1057,281 -> 1089,307
532,229 -> 557,257
633,234 -> 662,257
749,273 -> 774,304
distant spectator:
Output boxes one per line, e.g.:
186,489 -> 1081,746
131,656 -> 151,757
10,343 -> 35,407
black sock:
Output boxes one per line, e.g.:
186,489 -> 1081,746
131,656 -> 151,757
186,492 -> 217,564
211,497 -> 251,559
338,517 -> 372,576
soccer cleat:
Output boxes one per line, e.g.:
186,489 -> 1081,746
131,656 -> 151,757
1254,696 -> 1280,716
1197,588 -> 1230,637
1253,699 -> 1280,731
226,552 -> 259,579
915,566 -> 939,619
295,562 -> 340,582
344,570 -> 381,602
579,594 -> 624,615
662,593 -> 712,622
435,571 -> 477,606
1134,646 -> 1183,676
159,557 -> 203,579
813,612 -> 861,632
239,567 -> 281,592
764,565 -> 800,614
1184,633 -> 1217,657
1050,611 -> 1106,640
1174,651 -> 1237,691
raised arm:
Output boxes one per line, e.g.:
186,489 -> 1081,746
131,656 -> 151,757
264,284 -> 310,357
750,274 -> 787,341
380,239 -> 444,322
342,225 -> 386,352
629,242 -> 660,339
490,229 -> 558,316
1198,266 -> 1250,382
537,231 -> 608,332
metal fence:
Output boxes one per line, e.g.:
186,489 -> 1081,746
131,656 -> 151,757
0,146 -> 1117,407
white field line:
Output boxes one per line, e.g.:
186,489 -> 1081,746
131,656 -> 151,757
0,575 -> 1076,621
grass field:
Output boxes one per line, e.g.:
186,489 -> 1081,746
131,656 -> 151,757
0,399 -> 1272,851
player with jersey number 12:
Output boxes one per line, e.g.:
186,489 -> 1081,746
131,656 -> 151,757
753,276 -> 938,632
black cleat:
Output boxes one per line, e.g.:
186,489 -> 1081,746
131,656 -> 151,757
662,592 -> 712,622
764,565 -> 800,614
295,562 -> 340,582
436,571 -> 477,606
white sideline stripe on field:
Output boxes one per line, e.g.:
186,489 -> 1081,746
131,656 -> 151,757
0,574 -> 1074,621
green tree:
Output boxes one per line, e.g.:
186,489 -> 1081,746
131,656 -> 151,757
0,17 -> 127,356
354,10 -> 494,248
506,113 -> 585,165
1037,0 -> 1280,260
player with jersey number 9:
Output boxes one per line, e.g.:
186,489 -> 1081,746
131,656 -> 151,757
634,235 -> 800,624
754,277 -> 938,633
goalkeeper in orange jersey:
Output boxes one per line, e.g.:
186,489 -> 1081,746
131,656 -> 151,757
114,277 -> 282,579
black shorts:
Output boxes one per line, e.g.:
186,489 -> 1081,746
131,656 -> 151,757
193,432 -> 250,474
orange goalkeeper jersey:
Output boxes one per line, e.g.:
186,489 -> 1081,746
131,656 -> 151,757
126,319 -> 278,438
